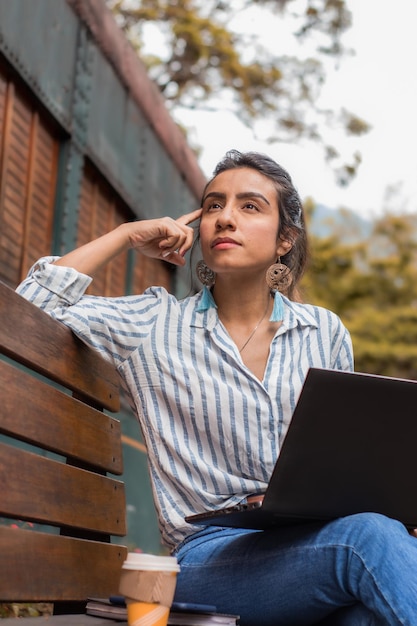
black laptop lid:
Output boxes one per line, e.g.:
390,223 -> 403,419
262,368 -> 417,527
186,368 -> 417,529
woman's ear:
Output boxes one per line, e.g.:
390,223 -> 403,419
276,237 -> 293,257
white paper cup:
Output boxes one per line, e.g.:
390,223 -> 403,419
119,553 -> 180,626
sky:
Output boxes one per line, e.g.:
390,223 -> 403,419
170,1 -> 417,220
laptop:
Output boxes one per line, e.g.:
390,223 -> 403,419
185,367 -> 417,530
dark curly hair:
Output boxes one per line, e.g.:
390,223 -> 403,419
199,150 -> 309,301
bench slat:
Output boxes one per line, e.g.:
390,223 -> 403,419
0,442 -> 126,536
0,527 -> 127,601
0,359 -> 123,474
0,283 -> 120,412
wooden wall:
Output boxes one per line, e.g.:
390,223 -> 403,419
0,61 -> 172,294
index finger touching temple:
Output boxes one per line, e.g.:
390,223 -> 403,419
176,208 -> 202,226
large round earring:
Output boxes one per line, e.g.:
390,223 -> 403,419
196,260 -> 216,287
266,258 -> 293,293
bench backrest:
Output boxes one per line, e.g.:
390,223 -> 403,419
0,281 -> 127,604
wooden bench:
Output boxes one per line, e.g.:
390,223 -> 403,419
0,280 -> 128,624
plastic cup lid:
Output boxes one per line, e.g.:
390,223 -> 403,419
122,553 -> 180,572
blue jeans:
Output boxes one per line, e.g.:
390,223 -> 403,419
173,513 -> 417,625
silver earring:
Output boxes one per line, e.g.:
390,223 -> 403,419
196,260 -> 216,287
265,258 -> 292,293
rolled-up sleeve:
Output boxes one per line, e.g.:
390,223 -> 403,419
16,256 -> 160,366
16,256 -> 93,310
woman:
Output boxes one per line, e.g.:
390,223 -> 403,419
17,150 -> 417,624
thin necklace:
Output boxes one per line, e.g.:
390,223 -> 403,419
239,301 -> 270,353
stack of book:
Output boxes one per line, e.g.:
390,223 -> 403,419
86,597 -> 240,625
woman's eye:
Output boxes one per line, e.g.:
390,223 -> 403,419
206,202 -> 222,211
243,203 -> 258,211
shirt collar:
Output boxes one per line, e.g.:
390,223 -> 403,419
192,287 -> 319,331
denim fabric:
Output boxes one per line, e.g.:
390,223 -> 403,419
173,513 -> 417,625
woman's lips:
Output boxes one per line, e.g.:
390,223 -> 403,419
211,237 -> 240,249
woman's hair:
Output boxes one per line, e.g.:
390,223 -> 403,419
197,149 -> 310,301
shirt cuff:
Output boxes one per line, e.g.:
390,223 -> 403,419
28,256 -> 93,305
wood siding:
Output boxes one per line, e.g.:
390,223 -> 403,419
0,66 -> 59,286
0,62 -> 171,295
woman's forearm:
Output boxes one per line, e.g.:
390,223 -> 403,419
53,223 -> 131,276
53,209 -> 202,277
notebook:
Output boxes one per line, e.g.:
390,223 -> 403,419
185,367 -> 417,530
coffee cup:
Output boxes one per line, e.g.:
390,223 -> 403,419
119,552 -> 180,626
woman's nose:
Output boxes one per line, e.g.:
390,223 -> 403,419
215,204 -> 236,229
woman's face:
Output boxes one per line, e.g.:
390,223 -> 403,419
199,167 -> 291,278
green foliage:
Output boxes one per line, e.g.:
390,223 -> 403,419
347,307 -> 417,378
303,209 -> 417,378
106,0 -> 370,182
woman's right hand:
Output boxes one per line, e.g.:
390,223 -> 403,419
128,208 -> 202,266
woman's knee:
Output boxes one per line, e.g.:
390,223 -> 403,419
328,512 -> 405,542
321,512 -> 409,574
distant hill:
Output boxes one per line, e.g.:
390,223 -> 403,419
309,203 -> 372,242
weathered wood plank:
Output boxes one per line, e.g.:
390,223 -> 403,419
0,443 -> 126,535
0,282 -> 120,411
0,527 -> 127,602
0,358 -> 123,474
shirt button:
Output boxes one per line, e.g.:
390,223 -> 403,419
267,432 -> 274,440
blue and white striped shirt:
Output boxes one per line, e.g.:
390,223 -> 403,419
17,257 -> 354,549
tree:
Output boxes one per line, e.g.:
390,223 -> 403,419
105,0 -> 369,183
304,208 -> 417,378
